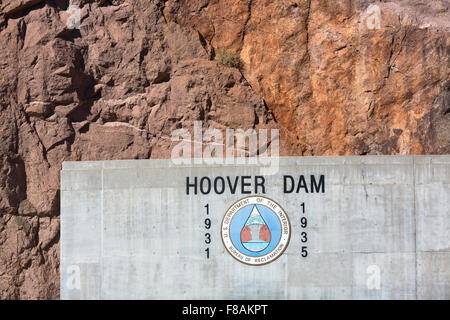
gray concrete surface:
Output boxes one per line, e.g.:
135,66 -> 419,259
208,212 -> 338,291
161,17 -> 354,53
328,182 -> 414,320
60,156 -> 450,299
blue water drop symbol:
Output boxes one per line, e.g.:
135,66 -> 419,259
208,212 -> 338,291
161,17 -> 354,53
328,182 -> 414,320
240,205 -> 271,252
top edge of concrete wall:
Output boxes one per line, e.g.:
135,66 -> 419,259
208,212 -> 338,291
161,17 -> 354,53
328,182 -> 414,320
61,155 -> 450,170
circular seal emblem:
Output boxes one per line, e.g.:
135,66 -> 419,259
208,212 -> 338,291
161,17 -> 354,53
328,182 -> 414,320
221,196 -> 291,266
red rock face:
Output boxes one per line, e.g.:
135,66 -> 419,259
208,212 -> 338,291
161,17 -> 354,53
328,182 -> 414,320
241,226 -> 252,243
165,0 -> 450,155
0,0 -> 448,299
259,225 -> 270,243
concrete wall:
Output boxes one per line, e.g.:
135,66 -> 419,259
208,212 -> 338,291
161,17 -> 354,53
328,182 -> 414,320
60,156 -> 450,299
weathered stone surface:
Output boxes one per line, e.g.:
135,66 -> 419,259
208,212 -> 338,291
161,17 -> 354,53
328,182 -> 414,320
0,0 -> 449,299
165,0 -> 450,155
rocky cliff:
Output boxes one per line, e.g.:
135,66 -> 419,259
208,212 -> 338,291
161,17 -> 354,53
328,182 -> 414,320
0,0 -> 448,299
